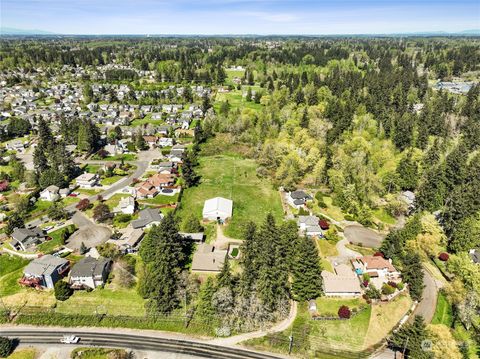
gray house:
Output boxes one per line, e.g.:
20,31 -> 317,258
70,257 -> 112,289
22,255 -> 70,289
131,208 -> 163,229
11,227 -> 45,251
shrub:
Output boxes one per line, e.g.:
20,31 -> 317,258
338,305 -> 351,319
344,214 -> 355,221
397,282 -> 404,290
54,281 -> 72,301
315,191 -> 324,202
76,198 -> 90,211
0,336 -> 13,357
362,273 -> 371,282
374,251 -> 384,257
365,285 -> 381,300
362,280 -> 369,287
387,281 -> 398,288
382,283 -> 396,295
438,252 -> 449,261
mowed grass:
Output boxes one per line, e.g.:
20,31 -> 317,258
215,89 -> 263,112
0,255 -> 30,297
6,348 -> 37,359
317,239 -> 339,257
178,155 -> 283,238
431,291 -> 453,327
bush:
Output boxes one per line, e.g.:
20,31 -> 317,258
315,192 -> 324,202
0,336 -> 13,357
374,251 -> 384,257
365,285 -> 381,300
397,282 -> 404,290
387,281 -> 398,288
76,198 -> 90,211
344,214 -> 355,221
54,281 -> 72,301
382,283 -> 396,295
338,305 -> 351,319
438,252 -> 449,261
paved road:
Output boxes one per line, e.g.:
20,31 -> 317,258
409,267 -> 438,323
2,328 -> 284,359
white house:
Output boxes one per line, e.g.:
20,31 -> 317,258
114,196 -> 136,215
75,173 -> 99,188
202,197 -> 233,222
39,185 -> 60,202
298,215 -> 323,237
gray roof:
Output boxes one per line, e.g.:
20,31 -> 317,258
24,255 -> 68,277
70,256 -> 111,278
191,244 -> 227,272
179,232 -> 204,242
12,227 -> 44,247
298,216 -> 319,226
290,190 -> 312,200
131,208 -> 163,229
470,249 -> 480,264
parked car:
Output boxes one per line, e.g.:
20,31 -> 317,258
60,335 -> 80,344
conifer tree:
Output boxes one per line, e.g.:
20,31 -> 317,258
389,316 -> 433,358
291,236 -> 323,301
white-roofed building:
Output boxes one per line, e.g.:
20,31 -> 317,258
202,197 -> 233,221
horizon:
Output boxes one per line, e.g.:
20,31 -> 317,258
1,0 -> 479,35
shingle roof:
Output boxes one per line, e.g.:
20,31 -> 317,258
24,255 -> 68,277
131,208 -> 163,229
70,256 -> 111,278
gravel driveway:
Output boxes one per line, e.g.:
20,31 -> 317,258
66,212 -> 111,251
344,225 -> 383,248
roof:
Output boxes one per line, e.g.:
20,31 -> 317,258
76,173 -> 97,182
43,185 -> 59,193
322,270 -> 362,294
298,216 -> 319,226
148,173 -> 175,187
191,244 -> 227,272
179,232 -> 204,242
70,256 -> 111,278
290,190 -> 312,200
469,249 -> 480,264
24,255 -> 68,277
131,208 -> 163,229
116,196 -> 135,209
12,227 -> 44,243
359,256 -> 397,273
203,197 -> 233,217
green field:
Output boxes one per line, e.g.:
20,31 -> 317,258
100,175 -> 126,186
37,224 -> 76,254
215,89 -> 263,112
0,255 -> 29,297
432,292 -> 453,327
178,154 -> 283,238
130,114 -> 165,127
139,193 -> 179,206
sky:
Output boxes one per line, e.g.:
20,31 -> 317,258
1,0 -> 479,35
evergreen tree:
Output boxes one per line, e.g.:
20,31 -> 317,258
181,151 -> 200,187
239,221 -> 258,293
389,316 -> 433,358
397,151 -> 419,191
217,258 -> 232,289
6,212 -> 24,235
135,130 -> 148,151
291,236 -> 323,301
402,253 -> 424,301
196,277 -> 216,322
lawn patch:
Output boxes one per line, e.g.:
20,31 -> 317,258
317,240 -> 339,257
431,291 -> 453,327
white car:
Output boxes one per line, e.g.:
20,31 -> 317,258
60,335 -> 80,344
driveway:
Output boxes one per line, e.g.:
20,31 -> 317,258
66,212 -> 111,251
409,267 -> 440,323
344,225 -> 383,248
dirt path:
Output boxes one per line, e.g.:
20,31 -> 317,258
213,224 -> 242,250
208,301 -> 298,346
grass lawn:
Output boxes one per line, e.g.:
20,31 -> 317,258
62,196 -> 81,206
317,239 -> 339,257
431,292 -> 453,327
6,348 -> 37,359
321,259 -> 334,273
28,199 -> 52,218
77,188 -> 102,196
178,154 -> 283,239
55,286 -> 146,317
0,267 -> 27,297
372,208 -> 396,225
315,196 -> 345,222
139,193 -> 179,206
71,347 -> 128,359
105,154 -> 137,161
364,294 -> 412,348
84,164 -> 101,174
37,224 -> 76,254
215,89 -> 263,112
104,193 -> 129,211
345,244 -> 376,256
100,175 -> 126,186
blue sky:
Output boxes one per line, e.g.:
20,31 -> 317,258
1,0 -> 479,34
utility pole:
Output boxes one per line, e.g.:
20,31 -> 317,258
288,329 -> 294,355
402,337 -> 409,358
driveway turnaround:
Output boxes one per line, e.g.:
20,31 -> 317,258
344,225 -> 383,248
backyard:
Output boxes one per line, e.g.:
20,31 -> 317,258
178,154 -> 284,238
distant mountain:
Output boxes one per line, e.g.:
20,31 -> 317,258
0,27 -> 55,35
459,29 -> 480,35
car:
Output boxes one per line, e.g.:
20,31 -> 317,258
69,193 -> 78,197
60,335 -> 80,344
44,226 -> 54,231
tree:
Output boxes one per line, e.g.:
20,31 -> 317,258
38,168 -> 66,189
54,280 -> 73,301
80,242 -> 88,255
291,236 -> 323,301
48,202 -> 67,220
181,151 -> 199,187
196,277 -> 216,322
93,203 -> 111,222
76,198 -> 90,211
389,316 -> 433,358
396,152 -> 419,190
448,212 -> 480,253
402,253 -> 424,301
6,212 -> 24,235
181,212 -> 203,232
338,305 -> 351,319
217,258 -> 233,290
135,130 -> 148,151
0,336 -> 14,357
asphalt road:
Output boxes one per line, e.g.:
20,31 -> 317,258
2,329 -> 283,359
344,225 -> 383,248
410,267 -> 438,323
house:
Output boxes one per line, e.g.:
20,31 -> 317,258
469,249 -> 480,264
352,256 -> 401,288
179,232 -> 204,243
298,215 -> 323,237
21,255 -> 69,289
11,227 -> 45,251
75,173 -> 99,188
114,196 -> 136,215
202,197 -> 233,222
5,140 -> 25,153
143,135 -> 158,148
191,243 -> 227,272
135,182 -> 158,199
400,191 -> 415,210
158,137 -> 174,147
110,227 -> 145,254
288,190 -> 313,209
131,208 -> 163,229
322,264 -> 362,297
70,256 -> 112,289
135,173 -> 176,198
39,185 -> 60,202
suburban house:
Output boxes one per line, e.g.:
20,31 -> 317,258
191,243 -> 227,272
400,190 -> 416,210
321,264 -> 362,297
352,256 -> 401,288
75,173 -> 99,188
21,254 -> 70,289
202,197 -> 233,222
288,190 -> 313,209
114,196 -> 136,215
109,227 -> 145,254
11,227 -> 46,251
135,173 -> 176,198
298,215 -> 323,237
131,208 -> 163,229
39,185 -> 60,202
143,135 -> 158,148
158,137 -> 173,147
179,232 -> 205,243
469,249 -> 480,264
70,256 -> 112,289
135,182 -> 158,199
